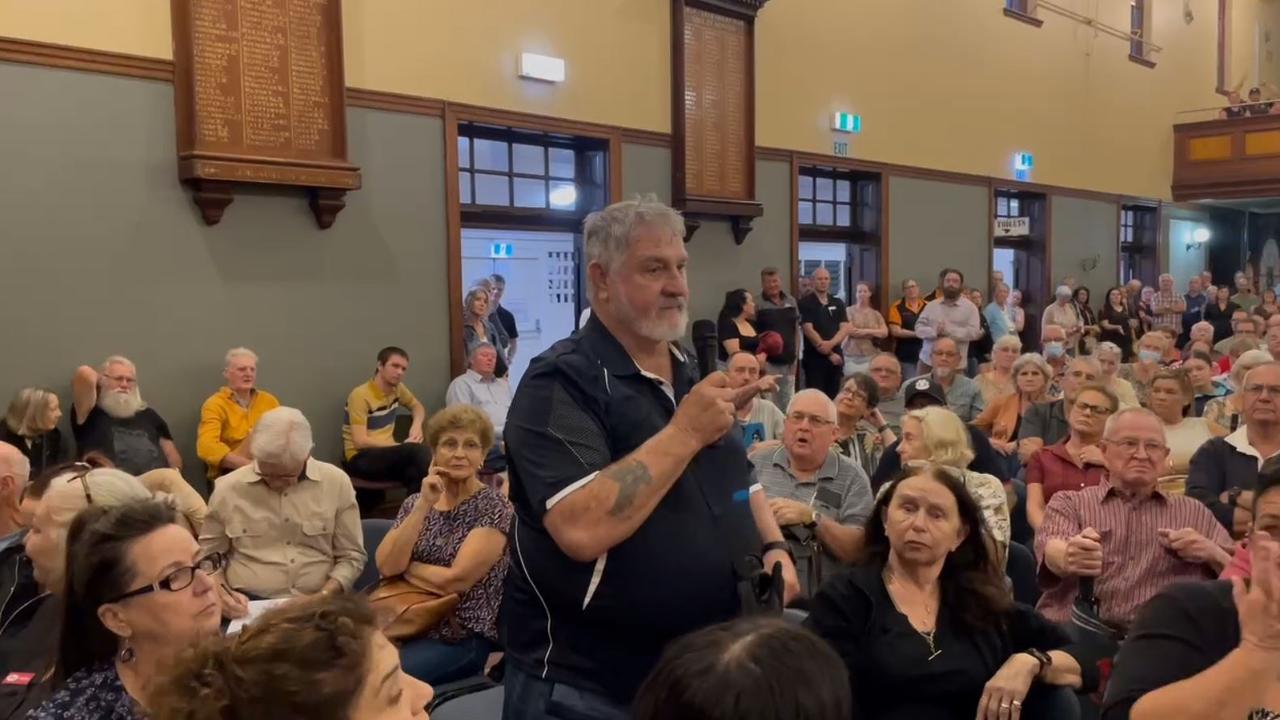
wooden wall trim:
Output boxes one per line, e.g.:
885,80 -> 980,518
443,104 -> 465,377
619,128 -> 670,147
346,87 -> 444,116
0,36 -> 173,81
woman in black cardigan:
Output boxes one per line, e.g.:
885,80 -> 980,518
806,464 -> 1096,719
1203,285 -> 1240,351
0,388 -> 64,476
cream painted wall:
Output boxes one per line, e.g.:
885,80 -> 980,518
1228,0 -> 1280,91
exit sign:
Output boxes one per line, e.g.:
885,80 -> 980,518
489,242 -> 514,258
1013,151 -> 1033,181
833,141 -> 850,157
831,112 -> 862,134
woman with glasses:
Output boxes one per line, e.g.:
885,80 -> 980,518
1025,384 -> 1118,530
1148,370 -> 1214,493
27,500 -> 223,719
834,373 -> 896,479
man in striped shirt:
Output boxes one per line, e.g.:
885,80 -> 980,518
1034,407 -> 1233,630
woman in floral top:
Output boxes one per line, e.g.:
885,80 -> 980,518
375,405 -> 513,685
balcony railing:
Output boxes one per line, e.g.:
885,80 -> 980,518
1173,106 -> 1280,201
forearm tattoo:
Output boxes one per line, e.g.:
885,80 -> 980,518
605,458 -> 654,517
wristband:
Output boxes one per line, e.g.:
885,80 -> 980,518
761,541 -> 794,563
1023,648 -> 1052,676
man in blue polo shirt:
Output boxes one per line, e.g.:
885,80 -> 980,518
501,197 -> 799,720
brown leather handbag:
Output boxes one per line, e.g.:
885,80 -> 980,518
367,578 -> 460,640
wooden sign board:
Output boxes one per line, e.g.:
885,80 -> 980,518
672,0 -> 765,244
171,0 -> 361,227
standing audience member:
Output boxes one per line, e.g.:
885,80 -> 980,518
1188,362 -> 1280,536
374,405 -> 511,684
633,616 -> 852,720
1181,275 -> 1208,346
1007,289 -> 1027,339
1211,307 -> 1249,354
1118,332 -> 1170,406
1203,348 -> 1274,435
0,388 -> 64,477
70,356 -> 181,475
834,373 -> 896,479
975,334 -> 1022,405
1184,320 -> 1217,360
1137,286 -> 1156,335
463,285 -> 509,378
749,390 -> 875,597
904,338 -> 985,422
1099,286 -> 1139,361
1039,324 -> 1071,396
985,283 -> 1013,342
727,352 -> 786,448
973,352 -> 1052,476
1184,350 -> 1231,417
0,443 -> 29,540
842,281 -> 888,376
1074,286 -> 1101,355
868,353 -> 907,431
1123,278 -> 1144,318
1233,273 -> 1261,312
800,267 -> 851,398
201,408 -> 366,608
966,288 -> 994,376
1150,273 -> 1187,336
196,347 -> 280,482
342,346 -> 431,490
757,266 -> 801,411
490,273 -> 520,366
26,501 -> 223,720
806,464 -> 1090,719
445,342 -> 513,440
888,278 -> 926,379
472,277 -> 512,362
148,593 -> 434,720
1035,408 -> 1233,630
1043,286 -> 1084,352
914,268 -> 983,373
1096,342 -> 1142,408
1148,370 -> 1215,484
716,288 -> 763,365
1025,384 -> 1117,530
1018,356 -> 1102,463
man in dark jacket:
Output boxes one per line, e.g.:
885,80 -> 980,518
0,447 -> 51,720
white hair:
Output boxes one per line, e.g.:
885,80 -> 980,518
1159,273 -> 1174,282
993,334 -> 1023,353
0,442 -> 30,486
786,389 -> 837,423
1055,285 -> 1072,298
583,196 -> 686,285
1103,407 -> 1166,442
250,407 -> 314,468
1041,323 -> 1066,339
224,347 -> 259,368
1192,320 -> 1214,335
1096,341 -> 1122,359
99,355 -> 136,374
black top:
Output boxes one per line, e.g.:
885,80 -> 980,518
1099,303 -> 1136,360
0,590 -> 58,720
1186,437 -> 1260,529
1204,301 -> 1240,349
1224,105 -> 1249,118
1076,301 -> 1098,355
716,316 -> 760,362
807,564 -> 1092,720
500,316 -> 761,703
26,662 -> 139,720
1101,580 -> 1262,719
1248,102 -> 1274,116
969,309 -> 992,362
799,292 -> 850,353
755,296 -> 799,366
494,304 -> 519,342
890,298 -> 924,365
70,406 -> 172,476
0,426 -> 63,478
871,425 -> 1007,491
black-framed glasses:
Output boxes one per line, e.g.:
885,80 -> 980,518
106,552 -> 225,603
67,463 -> 93,506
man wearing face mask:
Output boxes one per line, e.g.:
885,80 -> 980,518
1017,356 -> 1102,464
1042,286 -> 1083,354
913,268 -> 982,374
1039,324 -> 1071,395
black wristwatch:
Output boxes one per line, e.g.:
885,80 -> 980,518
1023,648 -> 1052,676
761,541 -> 795,563
1229,487 -> 1244,508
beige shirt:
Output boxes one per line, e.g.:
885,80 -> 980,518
200,458 -> 366,597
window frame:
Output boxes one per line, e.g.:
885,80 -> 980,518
457,123 -> 606,220
1129,0 -> 1156,68
1003,0 -> 1043,27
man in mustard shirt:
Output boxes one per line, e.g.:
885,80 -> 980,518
342,346 -> 430,488
197,347 -> 280,481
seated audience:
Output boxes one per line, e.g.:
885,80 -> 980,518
0,443 -> 28,540
342,346 -> 431,489
1204,348 -> 1273,434
1148,370 -> 1215,489
445,341 -> 512,440
868,353 -> 906,431
0,388 -> 64,476
463,285 -> 508,378
70,356 -> 180,475
1258,288 -> 1280,320
834,373 -> 896,478
149,593 -> 434,720
1035,408 -> 1233,631
973,352 -> 1052,476
1026,384 -> 1117,530
716,288 -> 763,365
1156,327 -> 1183,366
896,406 -> 1011,563
725,351 -> 785,448
634,616 -> 852,720
26,500 -> 222,720
1039,323 -> 1071,395
1096,342 -> 1142,408
1218,88 -> 1249,118
1100,479 -> 1280,718
807,464 -> 1091,719
843,281 -> 888,376
872,377 -> 1009,490
201,407 -> 366,608
7,466 -> 153,717
1249,85 -> 1275,115
1188,362 -> 1280,537
750,390 -> 874,596
1018,356 -> 1102,463
975,334 -> 1022,405
903,337 -> 985,422
1185,350 -> 1231,417
196,347 -> 280,482
1216,314 -> 1260,354
1268,324 -> 1280,360
1118,332 -> 1170,406
1182,320 -> 1216,360
374,405 -> 511,684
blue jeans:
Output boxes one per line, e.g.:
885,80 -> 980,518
501,663 -> 630,720
398,635 -> 492,685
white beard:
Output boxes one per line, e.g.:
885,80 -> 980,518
615,291 -> 689,343
99,388 -> 146,419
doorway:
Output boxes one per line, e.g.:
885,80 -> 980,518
796,166 -> 883,306
993,189 -> 1048,345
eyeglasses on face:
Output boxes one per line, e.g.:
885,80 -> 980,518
1073,402 -> 1114,417
787,412 -> 833,428
1108,438 -> 1168,456
106,552 -> 226,603
1244,384 -> 1280,398
102,374 -> 137,386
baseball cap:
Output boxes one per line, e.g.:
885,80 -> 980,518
904,377 -> 947,407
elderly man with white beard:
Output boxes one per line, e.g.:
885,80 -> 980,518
71,355 -> 181,475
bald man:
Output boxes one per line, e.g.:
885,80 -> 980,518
0,442 -> 30,541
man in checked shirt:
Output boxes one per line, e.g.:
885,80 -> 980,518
1034,407 -> 1232,631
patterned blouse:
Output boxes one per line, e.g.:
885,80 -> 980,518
392,485 -> 513,643
26,663 -> 140,720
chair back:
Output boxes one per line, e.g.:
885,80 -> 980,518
356,518 -> 394,592
1006,542 -> 1040,606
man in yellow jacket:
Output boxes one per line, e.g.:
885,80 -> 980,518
197,347 -> 280,481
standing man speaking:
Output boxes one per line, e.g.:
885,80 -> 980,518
501,197 -> 800,719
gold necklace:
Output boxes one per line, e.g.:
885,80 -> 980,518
884,568 -> 942,661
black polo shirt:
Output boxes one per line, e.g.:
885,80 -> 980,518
500,316 -> 761,703
799,292 -> 848,351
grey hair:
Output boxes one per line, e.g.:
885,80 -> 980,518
1041,323 -> 1066,339
1103,407 -> 1165,442
1012,352 -> 1052,381
1242,361 -> 1280,389
250,407 -> 314,469
224,347 -> 258,368
1095,342 -> 1122,359
1055,285 -> 1072,298
99,355 -> 135,374
1159,273 -> 1174,282
1192,320 -> 1214,336
993,334 -> 1023,353
786,389 -> 837,423
468,341 -> 497,360
583,195 -> 686,280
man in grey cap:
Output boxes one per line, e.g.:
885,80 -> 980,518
1042,285 -> 1083,353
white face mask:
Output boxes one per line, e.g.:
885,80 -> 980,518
1138,349 -> 1162,364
